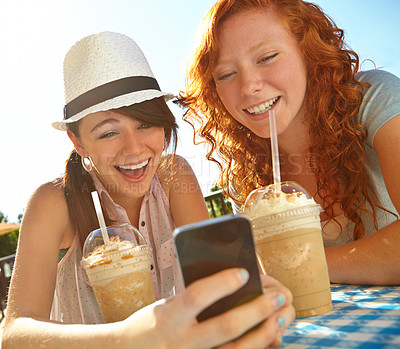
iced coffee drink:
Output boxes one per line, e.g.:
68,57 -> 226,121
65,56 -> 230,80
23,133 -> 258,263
245,182 -> 332,318
81,224 -> 155,323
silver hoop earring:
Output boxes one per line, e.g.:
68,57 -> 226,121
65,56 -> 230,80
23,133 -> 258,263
81,156 -> 94,172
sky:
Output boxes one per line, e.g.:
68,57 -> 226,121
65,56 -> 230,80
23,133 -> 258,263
0,0 -> 399,223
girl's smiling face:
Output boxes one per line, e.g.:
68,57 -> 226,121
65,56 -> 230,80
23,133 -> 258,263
213,8 -> 308,138
69,110 -> 164,200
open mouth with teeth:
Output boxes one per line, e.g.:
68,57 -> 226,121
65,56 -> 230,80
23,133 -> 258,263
245,96 -> 280,115
115,159 -> 150,180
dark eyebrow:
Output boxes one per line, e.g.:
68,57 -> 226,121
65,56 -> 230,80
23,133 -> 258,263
90,118 -> 119,133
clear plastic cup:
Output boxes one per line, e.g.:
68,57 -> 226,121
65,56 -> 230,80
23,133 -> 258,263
245,182 -> 332,318
81,223 -> 155,322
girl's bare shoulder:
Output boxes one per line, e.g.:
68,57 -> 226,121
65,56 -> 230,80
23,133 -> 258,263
22,178 -> 74,243
27,178 -> 68,214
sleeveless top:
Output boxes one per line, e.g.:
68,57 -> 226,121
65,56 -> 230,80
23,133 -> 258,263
50,174 -> 184,324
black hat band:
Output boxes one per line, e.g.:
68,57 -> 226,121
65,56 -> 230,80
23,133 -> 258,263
63,76 -> 161,120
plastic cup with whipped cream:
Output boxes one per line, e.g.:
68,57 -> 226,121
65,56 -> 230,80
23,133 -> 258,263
81,223 -> 155,323
245,182 -> 332,318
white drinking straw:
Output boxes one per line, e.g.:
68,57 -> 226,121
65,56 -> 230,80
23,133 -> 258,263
91,191 -> 110,244
255,109 -> 282,204
269,109 -> 281,191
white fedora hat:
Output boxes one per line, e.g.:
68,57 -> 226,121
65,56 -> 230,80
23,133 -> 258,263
52,31 -> 173,131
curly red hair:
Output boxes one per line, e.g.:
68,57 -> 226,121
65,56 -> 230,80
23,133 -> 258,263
178,0 -> 389,240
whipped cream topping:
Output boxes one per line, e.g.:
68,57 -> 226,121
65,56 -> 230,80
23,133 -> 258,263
84,236 -> 137,267
246,190 -> 316,218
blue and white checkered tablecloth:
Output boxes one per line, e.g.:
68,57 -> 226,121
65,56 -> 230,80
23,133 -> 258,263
282,284 -> 400,348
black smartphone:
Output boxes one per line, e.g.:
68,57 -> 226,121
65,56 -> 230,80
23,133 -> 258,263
173,214 -> 263,322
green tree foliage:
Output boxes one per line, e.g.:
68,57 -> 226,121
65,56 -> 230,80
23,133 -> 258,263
0,210 -> 20,257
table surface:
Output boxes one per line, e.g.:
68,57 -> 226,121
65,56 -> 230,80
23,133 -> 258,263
282,284 -> 400,348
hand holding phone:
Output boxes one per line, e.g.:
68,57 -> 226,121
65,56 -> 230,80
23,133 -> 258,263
173,214 -> 262,322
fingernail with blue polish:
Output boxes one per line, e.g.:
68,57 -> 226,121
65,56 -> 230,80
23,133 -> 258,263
238,268 -> 249,281
278,316 -> 286,328
276,293 -> 286,308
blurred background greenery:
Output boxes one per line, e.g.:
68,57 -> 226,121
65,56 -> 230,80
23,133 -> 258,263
0,211 -> 21,258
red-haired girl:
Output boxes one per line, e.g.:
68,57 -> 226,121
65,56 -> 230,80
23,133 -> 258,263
179,0 -> 400,285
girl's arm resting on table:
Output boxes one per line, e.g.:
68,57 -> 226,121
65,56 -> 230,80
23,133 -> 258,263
2,317 -> 130,349
325,114 -> 400,285
325,220 -> 400,285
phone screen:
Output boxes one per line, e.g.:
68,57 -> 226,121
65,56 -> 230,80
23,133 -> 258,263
173,214 -> 262,322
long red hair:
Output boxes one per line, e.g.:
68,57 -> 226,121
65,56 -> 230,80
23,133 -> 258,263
178,0 -> 386,240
